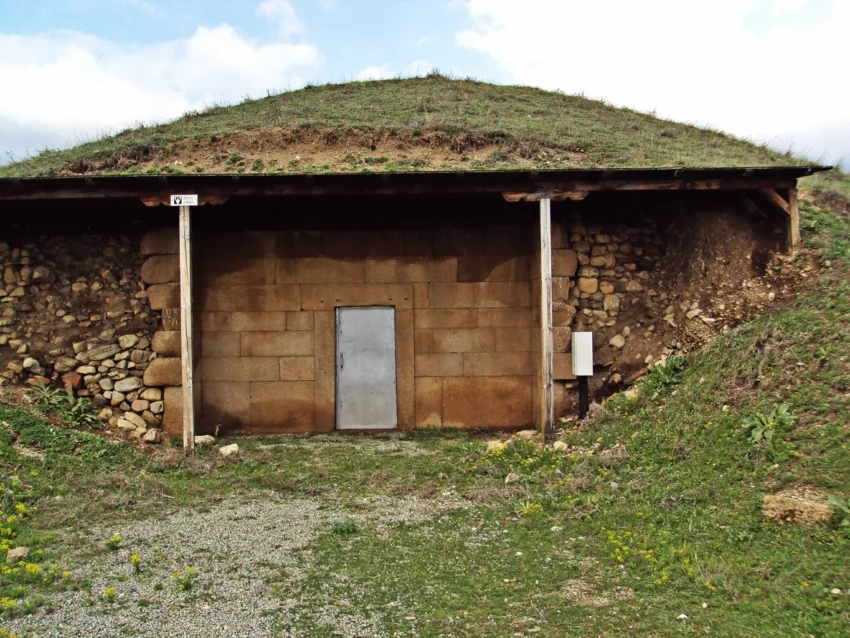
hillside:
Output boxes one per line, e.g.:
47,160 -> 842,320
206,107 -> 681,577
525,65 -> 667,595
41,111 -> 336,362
0,75 -> 820,179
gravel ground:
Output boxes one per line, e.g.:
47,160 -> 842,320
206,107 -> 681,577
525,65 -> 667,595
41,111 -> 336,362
7,493 -> 461,637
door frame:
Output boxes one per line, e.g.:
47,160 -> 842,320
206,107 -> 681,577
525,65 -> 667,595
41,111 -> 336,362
311,291 -> 415,432
335,305 -> 399,430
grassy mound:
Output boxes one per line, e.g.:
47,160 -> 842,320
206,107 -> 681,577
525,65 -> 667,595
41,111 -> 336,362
0,75 -> 820,179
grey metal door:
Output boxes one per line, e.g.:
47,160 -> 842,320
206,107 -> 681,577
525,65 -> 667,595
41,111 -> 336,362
336,307 -> 398,430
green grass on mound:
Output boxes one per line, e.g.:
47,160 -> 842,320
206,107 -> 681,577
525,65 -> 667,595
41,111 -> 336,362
0,75 -> 814,178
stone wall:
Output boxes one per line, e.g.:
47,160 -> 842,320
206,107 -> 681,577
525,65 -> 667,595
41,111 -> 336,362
0,235 -> 164,442
141,225 -> 535,434
549,214 -> 666,414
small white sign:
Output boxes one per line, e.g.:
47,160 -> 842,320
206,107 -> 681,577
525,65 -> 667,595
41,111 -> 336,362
572,332 -> 594,377
170,194 -> 199,207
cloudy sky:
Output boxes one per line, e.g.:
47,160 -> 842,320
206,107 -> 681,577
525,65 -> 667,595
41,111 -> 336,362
0,0 -> 847,166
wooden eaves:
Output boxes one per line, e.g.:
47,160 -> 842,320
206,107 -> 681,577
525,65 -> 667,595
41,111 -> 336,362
0,166 -> 828,203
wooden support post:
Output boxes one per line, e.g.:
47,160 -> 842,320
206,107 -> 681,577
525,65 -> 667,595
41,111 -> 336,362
539,198 -> 554,439
178,205 -> 196,455
787,188 -> 801,250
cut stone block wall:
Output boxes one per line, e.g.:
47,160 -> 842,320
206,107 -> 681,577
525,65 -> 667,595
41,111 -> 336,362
142,225 -> 535,434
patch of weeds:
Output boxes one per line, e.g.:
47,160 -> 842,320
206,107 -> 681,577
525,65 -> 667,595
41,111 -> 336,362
251,159 -> 264,172
740,404 -> 797,445
27,384 -> 100,429
330,521 -> 358,536
102,587 -> 116,602
104,534 -> 121,552
172,567 -> 196,592
129,553 -> 141,575
828,494 -> 850,530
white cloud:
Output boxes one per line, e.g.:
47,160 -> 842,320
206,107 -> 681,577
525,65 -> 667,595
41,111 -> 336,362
257,0 -> 305,37
456,0 -> 850,164
416,36 -> 432,45
355,60 -> 434,82
0,22 -> 321,162
355,65 -> 393,81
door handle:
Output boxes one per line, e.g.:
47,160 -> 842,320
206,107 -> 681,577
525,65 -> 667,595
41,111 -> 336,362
340,353 -> 344,370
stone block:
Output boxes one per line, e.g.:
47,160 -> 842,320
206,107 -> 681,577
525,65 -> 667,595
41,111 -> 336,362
198,357 -> 279,382
415,377 -> 442,427
484,226 -> 531,255
552,250 -> 578,277
279,356 -> 315,381
162,308 -> 181,331
442,377 -> 532,428
198,231 -> 277,259
457,255 -> 530,282
414,330 -> 433,354
554,382 -> 570,417
428,283 -> 476,308
202,332 -> 240,357
141,227 -> 178,256
578,278 -> 598,294
201,312 -> 287,332
462,353 -> 532,377
241,332 -> 313,357
147,284 -> 180,310
434,228 -> 486,256
141,255 -> 180,285
365,257 -> 457,283
495,328 -> 532,352
250,381 -> 315,431
276,258 -> 366,284
301,284 -> 413,311
554,353 -> 576,380
552,277 -> 573,303
477,308 -> 533,328
276,230 -> 324,257
313,311 -> 336,430
554,327 -> 573,353
551,222 -> 570,249
414,353 -> 463,377
414,309 -> 477,330
152,331 -> 181,356
143,358 -> 182,387
200,285 -> 301,312
432,328 -> 495,353
162,386 -> 184,435
197,256 -> 275,287
201,381 -> 250,429
286,311 -> 314,331
553,305 -> 577,327
474,282 -> 531,308
323,229 -> 401,258
412,283 -> 429,309
402,229 -> 435,257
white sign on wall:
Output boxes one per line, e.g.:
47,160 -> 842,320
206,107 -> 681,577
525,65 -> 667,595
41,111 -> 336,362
170,194 -> 199,207
572,332 -> 594,377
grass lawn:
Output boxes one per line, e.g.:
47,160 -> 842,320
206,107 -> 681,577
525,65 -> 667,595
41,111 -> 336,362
1,192 -> 849,637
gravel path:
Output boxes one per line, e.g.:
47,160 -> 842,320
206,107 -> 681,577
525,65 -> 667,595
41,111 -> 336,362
8,493 -> 460,637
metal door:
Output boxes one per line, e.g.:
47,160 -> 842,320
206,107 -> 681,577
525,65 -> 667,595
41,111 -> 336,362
336,307 -> 398,429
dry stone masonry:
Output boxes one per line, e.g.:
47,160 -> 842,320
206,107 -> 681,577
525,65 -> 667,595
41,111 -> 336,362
0,235 -> 163,443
